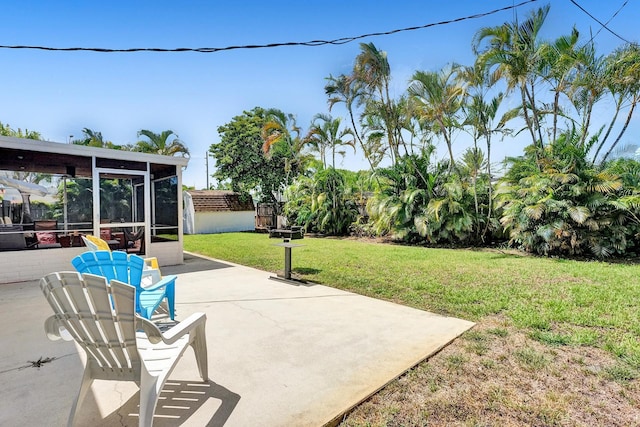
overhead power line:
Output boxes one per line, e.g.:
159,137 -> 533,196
588,0 -> 630,44
569,0 -> 631,44
0,0 -> 538,54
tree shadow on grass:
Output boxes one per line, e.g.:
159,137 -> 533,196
293,267 -> 321,276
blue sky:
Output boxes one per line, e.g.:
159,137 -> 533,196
1,1 -> 637,189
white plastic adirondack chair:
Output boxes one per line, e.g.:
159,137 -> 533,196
40,271 -> 208,427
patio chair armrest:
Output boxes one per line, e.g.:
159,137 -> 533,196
160,312 -> 207,344
141,268 -> 162,287
136,312 -> 206,345
44,315 -> 74,341
136,315 -> 164,344
142,274 -> 177,292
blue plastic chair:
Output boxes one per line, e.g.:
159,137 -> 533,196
71,250 -> 177,320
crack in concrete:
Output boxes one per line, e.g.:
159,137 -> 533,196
0,353 -> 74,374
25,356 -> 56,369
178,293 -> 358,305
112,383 -> 127,426
228,300 -> 289,332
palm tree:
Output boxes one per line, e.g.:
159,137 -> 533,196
473,5 -> 550,154
73,128 -> 122,149
261,108 -> 310,175
325,74 -> 381,172
396,95 -> 425,156
568,41 -> 607,150
598,44 -> 640,164
304,114 -> 354,169
261,109 -> 299,155
135,130 -> 189,157
359,112 -> 387,169
408,65 -> 465,172
310,168 -> 358,235
458,62 -> 516,239
538,27 -> 581,145
0,121 -> 42,140
353,43 -> 405,165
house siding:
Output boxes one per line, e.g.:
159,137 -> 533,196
194,211 -> 255,234
0,241 -> 183,284
184,190 -> 255,235
0,247 -> 85,283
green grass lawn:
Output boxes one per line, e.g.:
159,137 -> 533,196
183,232 -> 640,370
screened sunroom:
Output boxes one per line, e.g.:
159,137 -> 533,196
0,136 -> 187,283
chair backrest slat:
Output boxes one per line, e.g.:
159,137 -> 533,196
83,234 -> 111,251
40,272 -> 141,371
83,274 -> 138,368
71,250 -> 163,319
60,273 -> 119,367
72,251 -> 142,285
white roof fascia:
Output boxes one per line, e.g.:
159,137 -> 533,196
0,136 -> 189,168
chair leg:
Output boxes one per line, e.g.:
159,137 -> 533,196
167,283 -> 176,320
138,371 -> 160,427
191,323 -> 209,381
68,367 -> 94,427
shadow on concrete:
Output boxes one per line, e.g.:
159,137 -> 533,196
163,252 -> 234,275
101,380 -> 241,427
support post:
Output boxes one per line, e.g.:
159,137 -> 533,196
270,240 -> 305,285
284,244 -> 292,279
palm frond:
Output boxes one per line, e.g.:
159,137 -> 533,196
567,205 -> 590,224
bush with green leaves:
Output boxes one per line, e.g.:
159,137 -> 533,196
367,153 -> 441,242
283,176 -> 314,228
419,174 -> 481,244
284,168 -> 358,236
367,151 -> 493,245
496,132 -> 633,258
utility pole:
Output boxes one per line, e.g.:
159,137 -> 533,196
205,151 -> 209,190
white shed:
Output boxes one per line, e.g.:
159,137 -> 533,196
183,190 -> 255,234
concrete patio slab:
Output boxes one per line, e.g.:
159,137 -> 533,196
0,252 -> 474,426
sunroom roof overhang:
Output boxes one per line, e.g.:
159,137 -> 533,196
0,136 -> 188,178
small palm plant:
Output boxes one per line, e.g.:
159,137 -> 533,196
496,130 -> 629,258
368,152 -> 445,242
284,168 -> 358,236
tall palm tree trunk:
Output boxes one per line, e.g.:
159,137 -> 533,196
552,91 -> 561,145
520,87 -> 538,146
592,99 -> 622,163
578,95 -> 595,148
482,135 -> 493,241
525,82 -> 545,147
602,99 -> 637,163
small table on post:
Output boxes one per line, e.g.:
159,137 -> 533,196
270,240 -> 305,285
